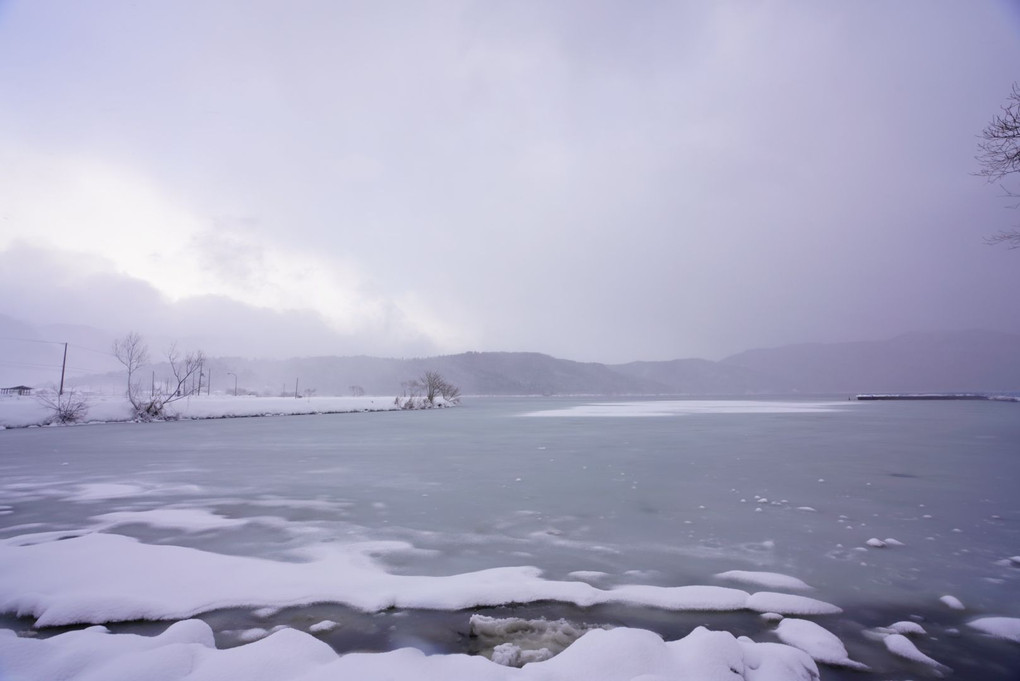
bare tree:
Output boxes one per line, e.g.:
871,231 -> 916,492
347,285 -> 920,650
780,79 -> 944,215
411,370 -> 461,406
130,343 -> 206,420
349,385 -> 365,397
977,82 -> 1020,248
112,331 -> 149,405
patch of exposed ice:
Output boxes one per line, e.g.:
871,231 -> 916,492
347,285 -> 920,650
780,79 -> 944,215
775,618 -> 869,670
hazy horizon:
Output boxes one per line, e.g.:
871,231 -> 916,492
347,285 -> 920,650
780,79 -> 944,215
2,1 -> 1020,365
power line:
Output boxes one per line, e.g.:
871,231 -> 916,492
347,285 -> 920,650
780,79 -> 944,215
67,342 -> 117,357
0,335 -> 66,346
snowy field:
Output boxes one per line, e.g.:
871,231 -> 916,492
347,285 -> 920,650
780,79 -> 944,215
1,396 -> 1019,680
0,394 -> 404,428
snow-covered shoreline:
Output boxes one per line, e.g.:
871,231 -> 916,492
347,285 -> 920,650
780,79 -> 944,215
0,394 -> 455,429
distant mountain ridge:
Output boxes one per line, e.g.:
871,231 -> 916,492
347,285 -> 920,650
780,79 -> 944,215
3,316 -> 1018,397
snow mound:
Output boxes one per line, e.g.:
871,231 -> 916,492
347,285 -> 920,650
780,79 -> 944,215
939,594 -> 965,610
0,621 -> 823,681
968,616 -> 1020,643
883,634 -> 951,674
775,618 -> 869,670
887,620 -> 926,636
745,592 -> 842,616
715,570 -> 813,591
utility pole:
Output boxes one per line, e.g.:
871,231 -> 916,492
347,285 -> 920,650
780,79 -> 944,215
58,342 -> 67,396
295,377 -> 299,398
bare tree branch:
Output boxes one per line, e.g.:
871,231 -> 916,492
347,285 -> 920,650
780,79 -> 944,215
977,82 -> 1020,248
112,331 -> 149,407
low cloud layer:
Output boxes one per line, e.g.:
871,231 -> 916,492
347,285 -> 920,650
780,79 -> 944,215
2,1 -> 1019,363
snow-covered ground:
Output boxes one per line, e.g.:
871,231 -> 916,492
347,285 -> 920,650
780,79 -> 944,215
0,394 -> 410,428
1,396 -> 1018,680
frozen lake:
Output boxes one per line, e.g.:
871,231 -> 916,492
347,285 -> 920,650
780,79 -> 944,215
1,396 -> 1019,679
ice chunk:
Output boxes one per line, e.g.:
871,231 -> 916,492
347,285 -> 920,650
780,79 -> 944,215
775,618 -> 869,670
865,538 -> 886,548
308,620 -> 338,633
968,616 -> 1020,643
470,614 -> 601,665
715,570 -> 813,591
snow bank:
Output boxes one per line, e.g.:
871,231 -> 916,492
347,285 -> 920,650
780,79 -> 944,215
0,620 -> 822,681
0,394 -> 405,428
0,532 -> 842,627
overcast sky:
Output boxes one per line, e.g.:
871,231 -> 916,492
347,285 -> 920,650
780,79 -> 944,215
1,1 -> 1019,363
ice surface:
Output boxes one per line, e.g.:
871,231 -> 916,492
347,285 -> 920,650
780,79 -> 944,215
523,400 -> 845,418
2,395 -> 1019,679
968,616 -> 1020,642
774,618 -> 869,670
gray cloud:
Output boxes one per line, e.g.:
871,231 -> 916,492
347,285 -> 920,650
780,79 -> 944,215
1,1 -> 1019,362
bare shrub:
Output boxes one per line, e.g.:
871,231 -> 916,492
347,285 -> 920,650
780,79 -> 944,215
35,389 -> 90,424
